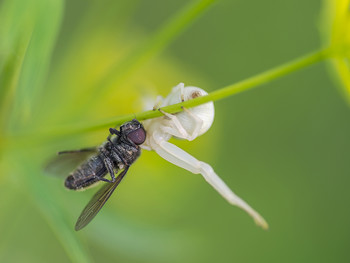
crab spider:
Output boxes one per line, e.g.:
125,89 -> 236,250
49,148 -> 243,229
142,83 -> 268,229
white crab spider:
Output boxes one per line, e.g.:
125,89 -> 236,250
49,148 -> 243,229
142,83 -> 268,229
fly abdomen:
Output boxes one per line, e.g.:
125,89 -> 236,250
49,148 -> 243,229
65,155 -> 107,190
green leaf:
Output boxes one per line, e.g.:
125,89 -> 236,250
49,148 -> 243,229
0,0 -> 35,131
3,0 -> 64,131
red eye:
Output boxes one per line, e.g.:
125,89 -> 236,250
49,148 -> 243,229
127,127 -> 146,145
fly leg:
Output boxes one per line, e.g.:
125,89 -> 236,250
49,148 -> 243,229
150,138 -> 268,229
99,149 -> 117,183
108,127 -> 134,148
109,128 -> 120,135
108,127 -> 121,140
106,133 -> 129,166
58,147 -> 96,155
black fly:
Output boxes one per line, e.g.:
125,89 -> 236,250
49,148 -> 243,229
46,119 -> 146,231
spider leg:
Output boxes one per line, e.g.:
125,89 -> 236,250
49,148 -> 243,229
158,109 -> 189,138
179,83 -> 185,102
153,95 -> 164,111
181,107 -> 203,140
152,139 -> 268,229
158,108 -> 202,141
171,82 -> 185,95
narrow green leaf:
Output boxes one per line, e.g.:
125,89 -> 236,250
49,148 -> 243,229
6,0 -> 64,131
0,0 -> 35,131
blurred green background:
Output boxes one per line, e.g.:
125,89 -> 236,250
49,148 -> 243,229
1,0 -> 350,262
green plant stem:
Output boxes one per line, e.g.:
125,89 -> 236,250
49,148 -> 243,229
56,48 -> 332,134
6,47 -> 331,147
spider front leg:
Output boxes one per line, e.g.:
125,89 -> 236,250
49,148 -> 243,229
159,109 -> 188,138
153,95 -> 164,111
181,107 -> 203,141
178,82 -> 185,102
151,138 -> 268,229
158,108 -> 203,141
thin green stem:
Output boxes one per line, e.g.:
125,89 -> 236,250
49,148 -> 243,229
56,48 -> 332,134
6,47 -> 331,147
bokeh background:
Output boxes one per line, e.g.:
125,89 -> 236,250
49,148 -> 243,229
1,0 -> 350,262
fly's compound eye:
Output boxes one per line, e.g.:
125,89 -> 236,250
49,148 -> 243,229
127,127 -> 146,145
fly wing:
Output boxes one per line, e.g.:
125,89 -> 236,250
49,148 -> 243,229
44,148 -> 97,176
75,167 -> 129,231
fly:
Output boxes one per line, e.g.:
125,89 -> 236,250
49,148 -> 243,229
46,119 -> 146,231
